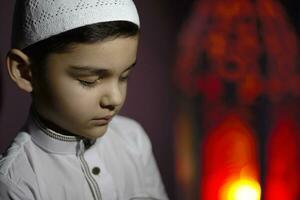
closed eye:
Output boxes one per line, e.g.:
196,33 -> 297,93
78,79 -> 98,88
120,74 -> 130,81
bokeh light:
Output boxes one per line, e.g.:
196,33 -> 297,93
220,178 -> 261,200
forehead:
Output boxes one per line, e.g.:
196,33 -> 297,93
45,36 -> 139,72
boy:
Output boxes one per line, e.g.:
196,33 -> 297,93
0,0 -> 169,199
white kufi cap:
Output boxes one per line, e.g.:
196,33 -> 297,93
12,0 -> 140,49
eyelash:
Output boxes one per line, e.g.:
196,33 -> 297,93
79,80 -> 98,88
78,75 -> 130,88
120,75 -> 130,81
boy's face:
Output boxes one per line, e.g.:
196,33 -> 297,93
33,36 -> 139,139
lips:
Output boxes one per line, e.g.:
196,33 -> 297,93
92,115 -> 113,126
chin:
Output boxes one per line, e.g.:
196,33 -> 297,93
84,126 -> 109,139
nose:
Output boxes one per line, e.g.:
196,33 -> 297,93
100,81 -> 123,110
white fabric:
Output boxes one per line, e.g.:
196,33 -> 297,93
12,0 -> 140,49
0,114 -> 168,200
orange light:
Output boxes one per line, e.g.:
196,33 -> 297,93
220,178 -> 261,200
200,113 -> 260,200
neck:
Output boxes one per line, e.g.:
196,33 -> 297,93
31,107 -> 78,138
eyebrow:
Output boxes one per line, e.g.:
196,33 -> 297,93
68,62 -> 137,76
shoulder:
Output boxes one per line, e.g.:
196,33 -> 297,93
0,132 -> 32,176
0,132 -> 37,188
0,132 -> 37,199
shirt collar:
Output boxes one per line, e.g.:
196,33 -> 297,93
27,111 -> 96,155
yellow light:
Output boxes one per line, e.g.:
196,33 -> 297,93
233,181 -> 260,200
220,178 -> 261,200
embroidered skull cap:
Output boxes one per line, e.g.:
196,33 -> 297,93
12,0 -> 140,49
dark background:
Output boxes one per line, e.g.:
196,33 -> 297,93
0,1 -> 299,199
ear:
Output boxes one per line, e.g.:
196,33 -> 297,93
6,49 -> 33,93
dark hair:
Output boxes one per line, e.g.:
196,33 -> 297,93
23,21 -> 139,68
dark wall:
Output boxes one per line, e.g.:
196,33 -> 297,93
0,0 -> 177,199
0,0 -> 31,152
281,0 -> 300,34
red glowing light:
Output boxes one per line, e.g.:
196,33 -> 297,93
265,109 -> 300,200
200,113 -> 260,200
173,0 -> 300,199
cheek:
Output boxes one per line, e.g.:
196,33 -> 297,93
119,83 -> 128,105
50,79 -> 99,113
